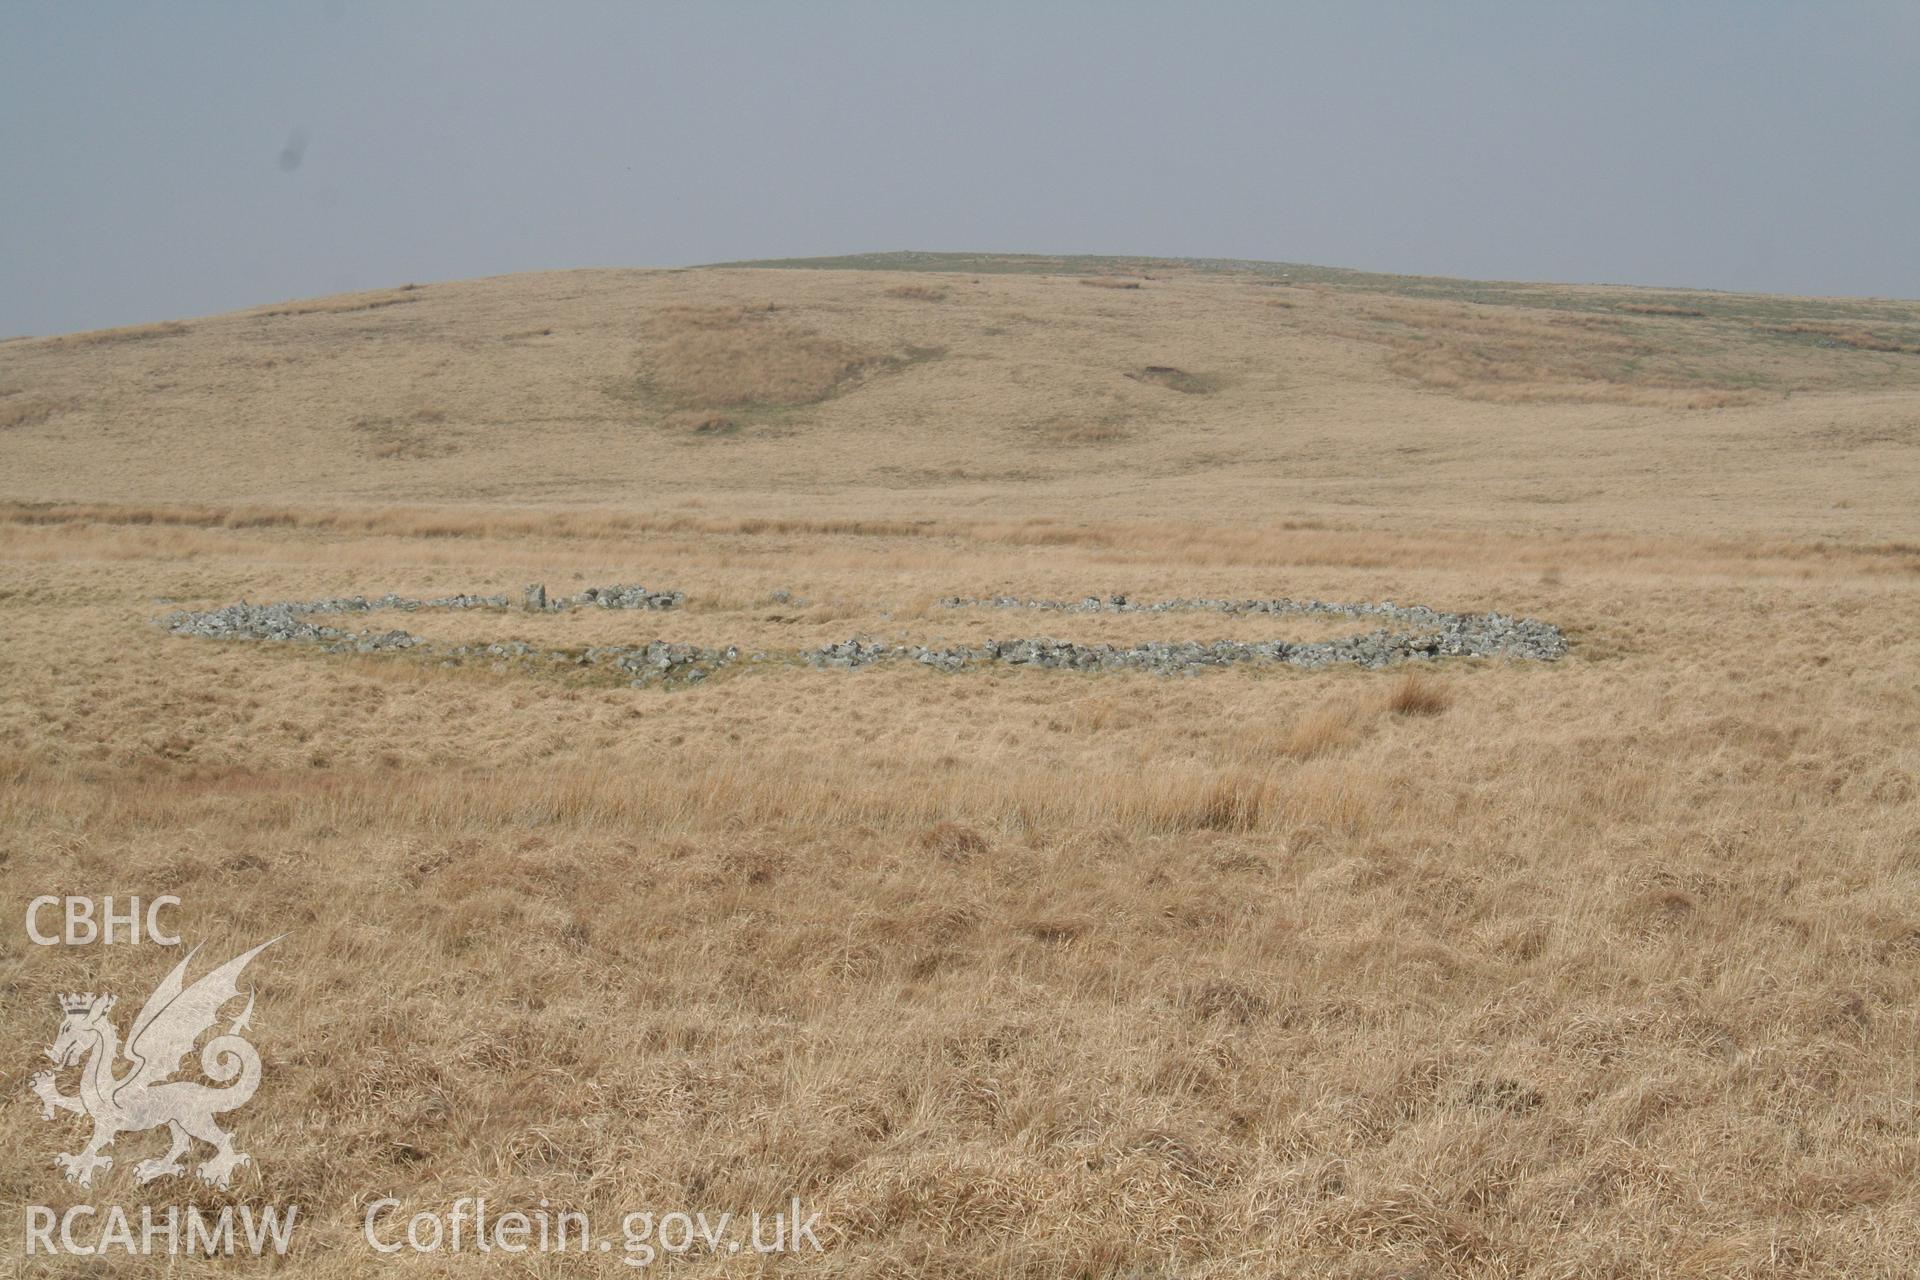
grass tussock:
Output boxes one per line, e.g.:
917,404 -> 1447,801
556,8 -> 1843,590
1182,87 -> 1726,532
1618,303 -> 1706,317
1277,697 -> 1372,760
886,283 -> 949,302
920,819 -> 991,860
1386,669 -> 1451,716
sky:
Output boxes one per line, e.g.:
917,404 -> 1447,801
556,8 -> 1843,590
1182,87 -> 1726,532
3,1 -> 1918,336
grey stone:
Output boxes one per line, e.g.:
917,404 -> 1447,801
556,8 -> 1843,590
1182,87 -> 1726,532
160,587 -> 1565,684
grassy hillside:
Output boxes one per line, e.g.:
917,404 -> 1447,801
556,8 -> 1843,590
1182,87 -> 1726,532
2,256 -> 1918,538
714,249 -> 1920,324
3,258 -> 1918,1277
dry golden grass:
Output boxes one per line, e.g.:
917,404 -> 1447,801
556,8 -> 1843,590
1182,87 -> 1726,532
1337,296 -> 1759,407
2,261 -> 1917,527
1617,303 -> 1707,317
1325,289 -> 1920,408
353,406 -> 456,461
638,303 -> 881,409
1126,365 -> 1219,395
1385,668 -> 1450,716
2,259 -> 1919,1276
1028,414 -> 1136,447
30,319 -> 190,347
1762,321 -> 1920,355
0,394 -> 70,431
670,410 -> 738,435
253,287 -> 423,318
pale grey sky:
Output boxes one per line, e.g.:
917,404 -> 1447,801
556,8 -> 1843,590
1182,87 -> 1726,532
3,1 -> 1917,336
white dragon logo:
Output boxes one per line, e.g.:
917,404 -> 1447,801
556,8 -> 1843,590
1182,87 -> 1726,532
28,938 -> 280,1190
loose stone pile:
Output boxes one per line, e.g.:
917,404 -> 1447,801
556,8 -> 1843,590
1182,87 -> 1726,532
519,583 -> 684,611
942,593 -> 1459,621
301,591 -> 515,614
162,601 -> 424,650
160,587 -> 1565,685
804,612 -> 1563,674
161,584 -> 683,655
924,593 -> 1567,667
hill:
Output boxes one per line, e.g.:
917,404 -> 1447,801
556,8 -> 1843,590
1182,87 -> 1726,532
3,254 -> 1918,540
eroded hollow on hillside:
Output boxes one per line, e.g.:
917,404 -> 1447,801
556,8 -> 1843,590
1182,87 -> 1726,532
610,304 -> 944,434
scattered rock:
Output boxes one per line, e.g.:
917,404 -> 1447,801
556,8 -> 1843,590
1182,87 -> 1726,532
163,584 -> 681,650
934,593 -> 1567,666
159,589 -> 1565,685
561,584 -> 685,610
